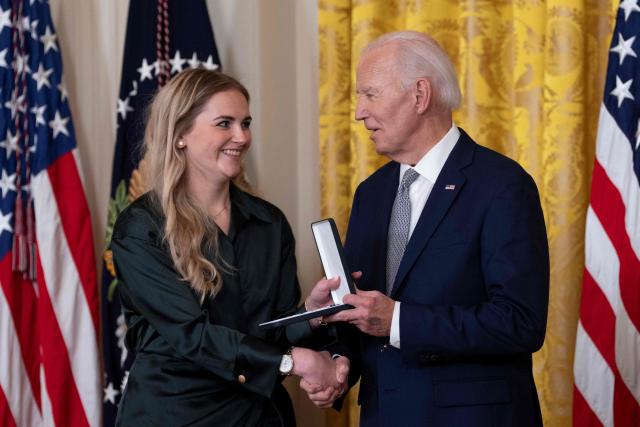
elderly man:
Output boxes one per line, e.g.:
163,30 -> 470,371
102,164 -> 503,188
306,31 -> 549,426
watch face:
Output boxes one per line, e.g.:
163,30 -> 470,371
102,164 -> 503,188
280,354 -> 293,375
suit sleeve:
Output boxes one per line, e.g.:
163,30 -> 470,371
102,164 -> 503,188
334,186 -> 365,394
400,172 -> 549,362
111,224 -> 283,398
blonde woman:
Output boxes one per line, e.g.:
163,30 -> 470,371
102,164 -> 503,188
110,69 -> 348,426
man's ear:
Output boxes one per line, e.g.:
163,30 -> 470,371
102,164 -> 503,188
414,78 -> 431,114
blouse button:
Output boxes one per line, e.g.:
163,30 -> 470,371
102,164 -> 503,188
238,374 -> 246,384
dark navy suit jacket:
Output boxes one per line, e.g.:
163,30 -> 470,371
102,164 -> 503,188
342,130 -> 549,427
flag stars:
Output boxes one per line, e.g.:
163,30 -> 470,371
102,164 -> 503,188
40,26 -> 58,53
620,0 -> 640,21
4,94 -> 25,119
202,55 -> 219,71
58,82 -> 68,101
170,50 -> 186,73
137,58 -> 154,82
49,111 -> 69,138
128,81 -> 138,97
0,49 -> 7,68
13,53 -> 30,75
117,97 -> 133,121
21,16 -> 38,40
28,19 -> 38,40
0,130 -> 19,159
32,63 -> 53,90
0,7 -> 11,34
103,382 -> 119,405
0,211 -> 12,235
29,134 -> 38,154
610,76 -> 634,107
21,16 -> 30,32
30,104 -> 47,126
0,170 -> 16,199
187,52 -> 200,69
153,59 -> 168,77
610,34 -> 637,65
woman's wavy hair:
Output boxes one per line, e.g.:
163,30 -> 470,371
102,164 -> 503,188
142,68 -> 250,299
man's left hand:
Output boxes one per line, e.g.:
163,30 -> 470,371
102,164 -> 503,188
326,289 -> 395,336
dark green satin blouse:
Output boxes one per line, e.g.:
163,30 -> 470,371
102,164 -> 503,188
111,186 -> 329,426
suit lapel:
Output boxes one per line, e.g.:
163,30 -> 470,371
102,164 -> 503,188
390,132 -> 475,297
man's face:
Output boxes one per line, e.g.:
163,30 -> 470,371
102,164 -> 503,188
355,44 -> 419,161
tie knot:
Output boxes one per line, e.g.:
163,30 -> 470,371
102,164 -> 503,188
400,168 -> 420,190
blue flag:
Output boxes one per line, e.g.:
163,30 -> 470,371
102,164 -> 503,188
101,1 -> 220,425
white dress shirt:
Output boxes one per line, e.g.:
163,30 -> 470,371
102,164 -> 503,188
389,124 -> 460,348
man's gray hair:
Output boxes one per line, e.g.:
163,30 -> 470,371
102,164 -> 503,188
363,31 -> 462,111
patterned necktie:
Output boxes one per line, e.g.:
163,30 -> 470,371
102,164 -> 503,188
386,168 -> 420,294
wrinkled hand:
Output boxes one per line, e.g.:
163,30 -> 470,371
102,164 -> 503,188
325,289 -> 395,336
300,356 -> 350,408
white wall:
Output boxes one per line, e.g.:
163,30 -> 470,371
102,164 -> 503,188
50,0 -> 324,425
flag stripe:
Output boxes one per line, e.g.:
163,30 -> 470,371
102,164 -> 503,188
39,366 -> 55,427
0,258 -> 41,413
0,386 -> 18,427
45,150 -> 100,333
579,270 -> 615,369
0,277 -> 41,427
582,205 -> 640,415
613,374 -> 640,426
595,107 -> 640,262
573,384 -> 603,427
583,163 -> 640,419
36,255 -> 89,427
590,159 -> 640,333
574,321 -> 614,427
584,207 -> 621,312
33,165 -> 101,427
614,306 -> 640,406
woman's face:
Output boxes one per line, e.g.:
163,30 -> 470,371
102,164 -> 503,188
181,89 -> 252,186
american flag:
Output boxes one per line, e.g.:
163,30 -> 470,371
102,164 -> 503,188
573,1 -> 640,426
100,1 -> 220,425
0,0 -> 101,426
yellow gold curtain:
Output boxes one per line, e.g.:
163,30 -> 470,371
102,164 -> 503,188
319,1 -> 618,426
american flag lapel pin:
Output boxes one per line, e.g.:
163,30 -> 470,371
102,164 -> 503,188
445,184 -> 456,190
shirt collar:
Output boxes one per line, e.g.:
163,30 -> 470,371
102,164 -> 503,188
229,183 -> 273,224
400,122 -> 460,183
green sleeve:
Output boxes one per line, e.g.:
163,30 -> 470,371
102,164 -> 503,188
111,233 -> 282,398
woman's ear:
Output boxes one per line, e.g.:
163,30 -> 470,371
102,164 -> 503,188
414,78 -> 431,114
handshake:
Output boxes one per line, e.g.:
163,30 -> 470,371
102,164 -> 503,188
288,347 -> 350,408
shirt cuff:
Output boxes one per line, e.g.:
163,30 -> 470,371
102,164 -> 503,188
390,301 -> 401,349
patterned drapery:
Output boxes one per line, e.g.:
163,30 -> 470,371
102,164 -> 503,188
319,1 -> 617,425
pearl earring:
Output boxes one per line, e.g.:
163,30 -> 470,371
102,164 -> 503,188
177,140 -> 185,148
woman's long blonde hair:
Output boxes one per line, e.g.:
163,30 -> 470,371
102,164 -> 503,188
142,68 -> 250,298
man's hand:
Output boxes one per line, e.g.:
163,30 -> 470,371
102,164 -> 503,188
326,289 -> 395,336
299,356 -> 350,408
291,348 -> 339,388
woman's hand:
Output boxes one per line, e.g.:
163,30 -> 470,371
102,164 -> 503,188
305,277 -> 340,312
305,271 -> 362,312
